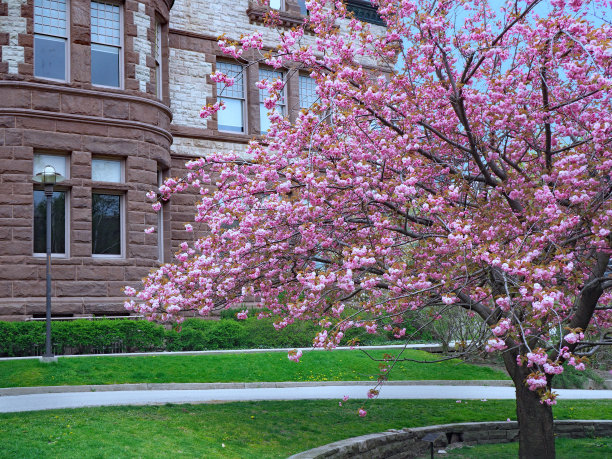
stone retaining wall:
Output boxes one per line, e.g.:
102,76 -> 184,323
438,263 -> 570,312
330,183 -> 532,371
288,420 -> 612,459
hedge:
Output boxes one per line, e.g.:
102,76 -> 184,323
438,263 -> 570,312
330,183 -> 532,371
0,316 -> 433,357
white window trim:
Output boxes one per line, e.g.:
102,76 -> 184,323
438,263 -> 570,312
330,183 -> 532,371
216,61 -> 247,134
32,188 -> 70,258
33,0 -> 71,82
259,68 -> 286,134
91,190 -> 125,258
90,1 -> 124,90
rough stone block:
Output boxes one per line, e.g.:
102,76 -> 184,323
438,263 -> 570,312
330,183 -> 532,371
55,281 -> 107,297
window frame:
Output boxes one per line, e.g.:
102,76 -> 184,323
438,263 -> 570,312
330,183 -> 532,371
259,67 -> 286,135
32,153 -> 70,258
91,190 -> 125,258
90,0 -> 124,89
33,0 -> 70,82
215,61 -> 247,134
91,156 -> 125,258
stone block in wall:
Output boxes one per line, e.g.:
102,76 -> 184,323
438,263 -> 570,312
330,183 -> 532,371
22,130 -> 82,150
55,280 -> 107,297
31,91 -> 60,112
0,300 -> 23,315
16,116 -> 56,131
13,280 -> 46,297
0,158 -> 31,174
4,128 -> 23,146
82,136 -> 138,155
61,94 -> 103,117
0,117 -> 15,128
0,240 -> 30,255
103,99 -> 130,120
78,266 -> 125,281
37,265 -> 77,281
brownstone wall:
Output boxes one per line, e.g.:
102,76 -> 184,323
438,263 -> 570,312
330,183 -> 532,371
0,84 -> 172,319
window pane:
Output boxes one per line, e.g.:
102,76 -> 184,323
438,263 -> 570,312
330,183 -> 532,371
33,190 -> 66,254
260,104 -> 283,134
299,75 -> 317,109
270,0 -> 282,9
216,62 -> 244,98
34,0 -> 67,37
297,0 -> 308,15
92,158 -> 122,182
259,69 -> 283,103
92,194 -> 121,255
33,153 -> 67,178
218,97 -> 244,133
91,1 -> 121,46
91,43 -> 120,87
34,35 -> 66,80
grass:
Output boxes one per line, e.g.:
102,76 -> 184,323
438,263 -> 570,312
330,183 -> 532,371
0,399 -> 610,458
438,437 -> 612,458
0,349 -> 508,387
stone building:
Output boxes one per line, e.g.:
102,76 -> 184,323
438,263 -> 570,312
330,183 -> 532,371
0,0 -> 384,320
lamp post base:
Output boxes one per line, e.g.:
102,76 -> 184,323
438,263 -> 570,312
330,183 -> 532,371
39,356 -> 58,363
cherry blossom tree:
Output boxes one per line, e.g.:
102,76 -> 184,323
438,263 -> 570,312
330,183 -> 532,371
126,1 -> 611,457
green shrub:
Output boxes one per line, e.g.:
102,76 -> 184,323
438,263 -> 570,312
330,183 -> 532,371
552,364 -> 604,389
0,312 -> 434,357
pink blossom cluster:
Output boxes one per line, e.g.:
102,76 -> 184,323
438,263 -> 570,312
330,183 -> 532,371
127,0 -> 612,408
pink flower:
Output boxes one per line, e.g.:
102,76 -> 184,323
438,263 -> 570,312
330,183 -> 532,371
342,395 -> 350,402
185,224 -> 193,232
288,349 -> 302,363
358,408 -> 367,417
236,310 -> 248,320
144,227 -> 155,234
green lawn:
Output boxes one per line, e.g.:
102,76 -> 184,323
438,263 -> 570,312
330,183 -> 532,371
0,400 -> 609,459
438,437 -> 612,459
0,349 -> 508,387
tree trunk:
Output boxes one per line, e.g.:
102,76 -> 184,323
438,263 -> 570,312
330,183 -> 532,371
503,351 -> 556,459
514,376 -> 556,459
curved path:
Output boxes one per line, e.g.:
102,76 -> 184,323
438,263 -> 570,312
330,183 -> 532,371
2,383 -> 611,413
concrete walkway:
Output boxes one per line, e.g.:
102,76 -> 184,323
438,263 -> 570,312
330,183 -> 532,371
2,383 -> 611,413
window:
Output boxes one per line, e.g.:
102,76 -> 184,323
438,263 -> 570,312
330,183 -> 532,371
91,158 -> 122,182
269,0 -> 283,9
92,193 -> 122,255
91,1 -> 122,87
259,68 -> 285,134
157,170 -> 164,262
155,22 -> 162,99
92,158 -> 124,256
297,0 -> 308,15
33,154 -> 69,255
216,62 -> 246,133
299,75 -> 318,110
34,0 -> 68,80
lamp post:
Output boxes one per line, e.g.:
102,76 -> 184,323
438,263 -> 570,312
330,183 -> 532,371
33,165 -> 65,362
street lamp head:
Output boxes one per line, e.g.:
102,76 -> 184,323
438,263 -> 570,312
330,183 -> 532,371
33,165 -> 66,185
